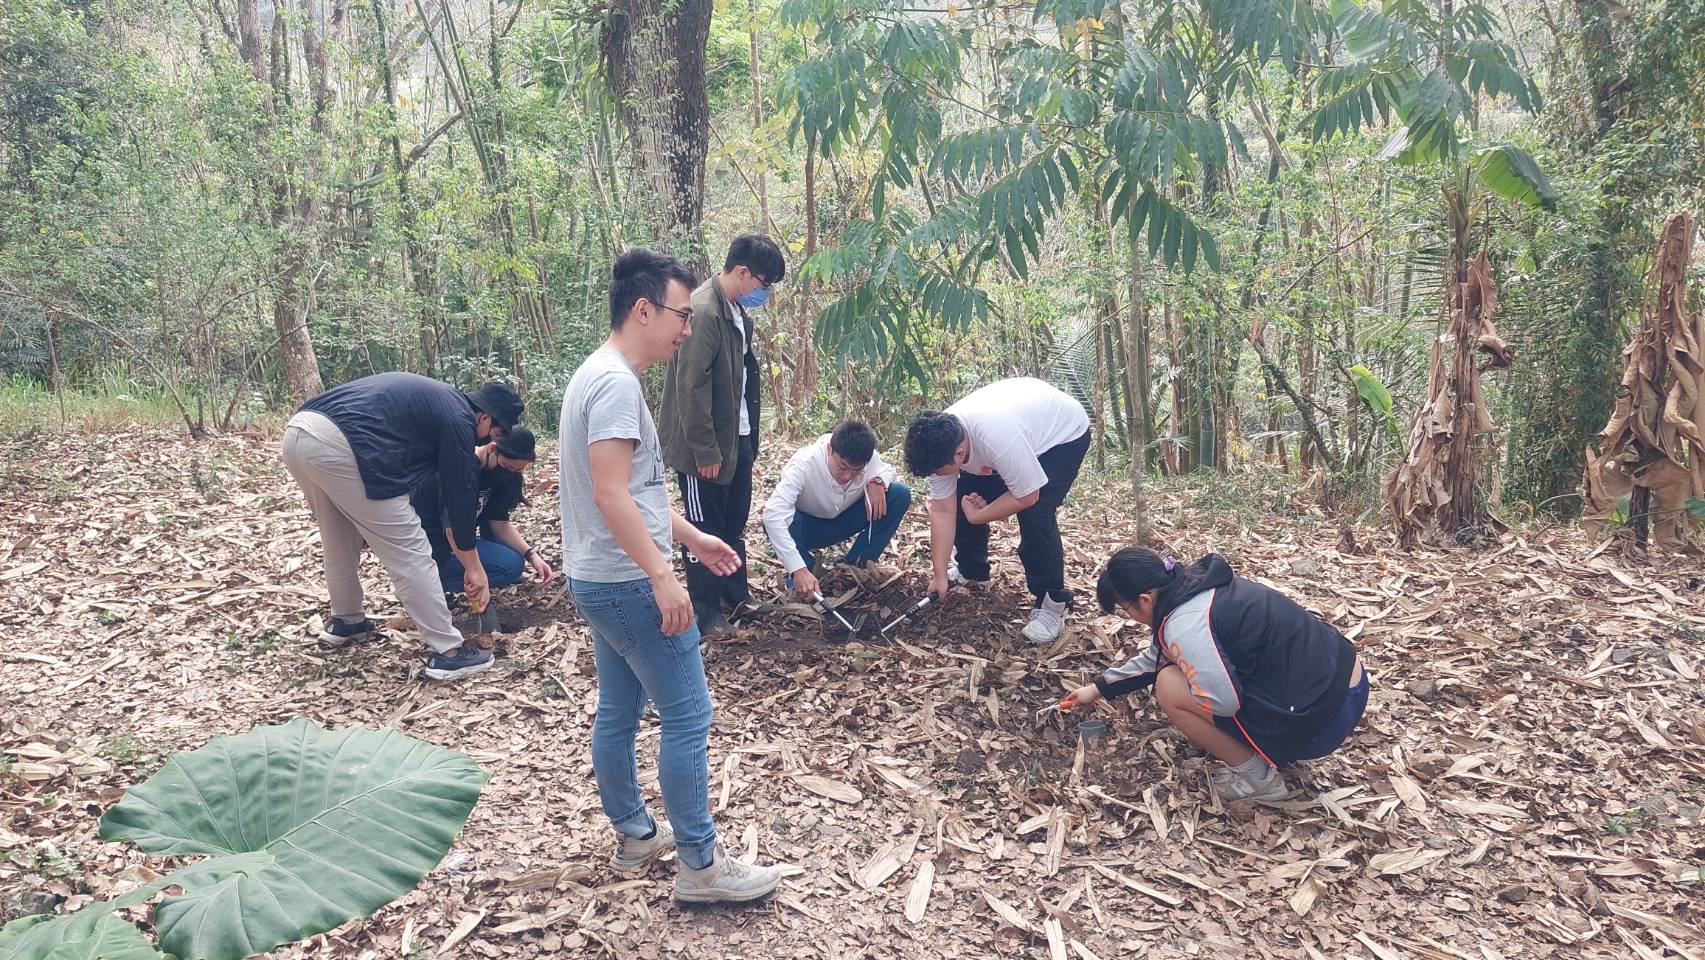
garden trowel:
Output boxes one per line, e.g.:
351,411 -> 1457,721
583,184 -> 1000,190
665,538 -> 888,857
469,599 -> 500,650
1033,694 -> 1078,729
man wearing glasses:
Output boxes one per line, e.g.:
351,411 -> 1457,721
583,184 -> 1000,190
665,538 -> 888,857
659,234 -> 787,637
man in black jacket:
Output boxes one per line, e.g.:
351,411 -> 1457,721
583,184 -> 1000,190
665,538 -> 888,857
411,427 -> 553,596
282,373 -> 523,680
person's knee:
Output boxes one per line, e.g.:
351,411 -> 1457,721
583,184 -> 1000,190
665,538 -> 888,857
486,547 -> 525,587
659,697 -> 713,741
1155,666 -> 1196,718
1017,503 -> 1059,531
593,700 -> 644,738
886,481 -> 913,516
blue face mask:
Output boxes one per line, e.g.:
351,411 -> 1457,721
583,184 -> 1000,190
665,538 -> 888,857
737,286 -> 770,310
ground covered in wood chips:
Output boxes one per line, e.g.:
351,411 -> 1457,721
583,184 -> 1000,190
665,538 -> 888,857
2,427 -> 1702,960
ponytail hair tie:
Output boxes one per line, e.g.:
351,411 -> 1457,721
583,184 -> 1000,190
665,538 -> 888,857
1163,555 -> 1177,572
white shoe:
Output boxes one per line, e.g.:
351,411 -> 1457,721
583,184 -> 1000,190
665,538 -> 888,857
1022,595 -> 1068,644
947,564 -> 989,587
1210,764 -> 1290,803
610,819 -> 674,873
674,846 -> 782,904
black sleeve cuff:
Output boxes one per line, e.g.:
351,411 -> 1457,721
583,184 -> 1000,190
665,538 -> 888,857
1096,671 -> 1156,701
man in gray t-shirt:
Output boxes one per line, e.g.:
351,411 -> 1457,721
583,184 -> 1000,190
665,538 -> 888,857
558,247 -> 785,905
559,347 -> 672,582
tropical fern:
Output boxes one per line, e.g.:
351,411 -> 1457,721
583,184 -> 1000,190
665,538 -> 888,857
778,0 -> 1344,387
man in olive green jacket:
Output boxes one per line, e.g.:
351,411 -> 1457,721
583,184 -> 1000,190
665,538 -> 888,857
659,234 -> 787,635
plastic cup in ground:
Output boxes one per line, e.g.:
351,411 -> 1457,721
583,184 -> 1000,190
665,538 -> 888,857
1077,719 -> 1109,747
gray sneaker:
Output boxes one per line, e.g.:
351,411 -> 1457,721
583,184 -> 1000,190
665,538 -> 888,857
610,820 -> 674,874
696,608 -> 735,639
1210,763 -> 1290,803
674,846 -> 782,904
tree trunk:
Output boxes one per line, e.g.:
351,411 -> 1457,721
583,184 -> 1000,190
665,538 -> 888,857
1163,293 -> 1185,473
1102,315 -> 1125,449
601,0 -> 712,264
369,0 -> 439,374
1092,313 -> 1108,470
793,131 -> 818,417
747,0 -> 768,228
1582,212 -> 1703,554
245,0 -> 329,403
1124,238 -> 1151,543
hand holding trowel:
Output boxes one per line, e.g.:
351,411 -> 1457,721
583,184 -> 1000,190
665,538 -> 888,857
469,599 -> 500,651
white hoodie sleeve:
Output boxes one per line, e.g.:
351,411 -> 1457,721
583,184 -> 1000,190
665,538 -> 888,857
762,446 -> 814,573
865,450 -> 898,488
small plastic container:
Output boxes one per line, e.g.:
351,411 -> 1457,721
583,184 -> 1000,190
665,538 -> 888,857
1077,718 -> 1109,748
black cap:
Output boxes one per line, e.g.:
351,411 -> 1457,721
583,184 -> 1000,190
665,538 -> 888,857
495,426 -> 536,462
468,382 -> 523,430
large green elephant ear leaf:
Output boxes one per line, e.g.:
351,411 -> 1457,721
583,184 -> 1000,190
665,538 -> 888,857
0,909 -> 164,960
100,718 -> 486,960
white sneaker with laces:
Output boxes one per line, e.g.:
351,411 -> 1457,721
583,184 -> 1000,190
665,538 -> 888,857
1022,595 -> 1069,644
610,820 -> 674,873
947,564 -> 988,587
1210,763 -> 1289,803
674,845 -> 782,904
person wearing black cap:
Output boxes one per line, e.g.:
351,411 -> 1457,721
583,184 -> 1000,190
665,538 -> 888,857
412,427 -> 552,596
282,372 -> 524,680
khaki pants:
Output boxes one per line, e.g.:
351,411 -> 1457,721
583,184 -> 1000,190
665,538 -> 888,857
282,411 -> 463,654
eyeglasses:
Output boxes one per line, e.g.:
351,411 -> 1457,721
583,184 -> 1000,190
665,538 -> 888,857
649,300 -> 692,325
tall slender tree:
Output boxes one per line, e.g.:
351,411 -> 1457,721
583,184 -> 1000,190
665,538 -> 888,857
600,0 -> 713,262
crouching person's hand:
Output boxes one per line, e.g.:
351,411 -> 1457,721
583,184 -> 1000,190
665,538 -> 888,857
1068,683 -> 1103,709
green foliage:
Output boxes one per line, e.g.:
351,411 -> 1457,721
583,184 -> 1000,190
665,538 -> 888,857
1475,146 -> 1557,210
1500,0 -> 1705,512
778,0 -> 1318,385
0,914 -> 162,960
1312,0 -> 1553,240
0,718 -> 486,960
1349,364 -> 1399,438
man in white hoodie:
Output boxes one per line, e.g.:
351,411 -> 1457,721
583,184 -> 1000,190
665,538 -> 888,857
761,421 -> 912,599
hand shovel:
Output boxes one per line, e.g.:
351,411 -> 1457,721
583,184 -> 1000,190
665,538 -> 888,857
1033,694 -> 1078,729
469,600 -> 499,650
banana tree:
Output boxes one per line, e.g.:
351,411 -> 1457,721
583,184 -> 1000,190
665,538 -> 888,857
1312,0 -> 1557,545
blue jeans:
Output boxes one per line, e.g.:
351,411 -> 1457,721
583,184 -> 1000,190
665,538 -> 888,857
787,481 -> 912,572
438,538 -> 525,593
570,577 -> 716,869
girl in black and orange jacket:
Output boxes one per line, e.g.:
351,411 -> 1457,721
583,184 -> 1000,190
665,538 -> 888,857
1068,548 -> 1369,802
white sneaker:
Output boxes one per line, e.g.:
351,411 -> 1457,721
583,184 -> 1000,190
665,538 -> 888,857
610,819 -> 674,873
1022,595 -> 1069,644
674,845 -> 782,904
1210,764 -> 1290,803
948,564 -> 989,588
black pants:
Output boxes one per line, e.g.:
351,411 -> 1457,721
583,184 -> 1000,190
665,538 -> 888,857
678,433 -> 756,614
954,430 -> 1090,605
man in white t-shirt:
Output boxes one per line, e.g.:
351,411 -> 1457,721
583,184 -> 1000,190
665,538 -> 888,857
761,421 -> 912,599
560,247 -> 784,904
903,378 -> 1091,643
